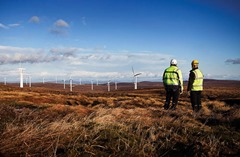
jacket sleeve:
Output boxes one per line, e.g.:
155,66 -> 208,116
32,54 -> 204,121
162,70 -> 166,87
187,71 -> 195,91
178,69 -> 183,91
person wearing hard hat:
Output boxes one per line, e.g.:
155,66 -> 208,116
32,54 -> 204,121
162,59 -> 183,110
187,60 -> 204,111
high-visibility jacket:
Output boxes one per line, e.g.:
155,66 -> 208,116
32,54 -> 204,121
191,69 -> 203,91
163,66 -> 183,89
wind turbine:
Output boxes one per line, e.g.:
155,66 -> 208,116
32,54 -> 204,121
63,78 -> 66,89
132,66 -> 141,90
70,76 -> 73,92
24,73 -> 31,88
96,79 -> 99,86
79,78 -> 82,85
91,80 -> 94,90
18,64 -> 25,88
115,80 -> 118,90
25,76 -> 28,85
107,80 -> 111,92
55,76 -> 58,84
3,77 -> 6,85
28,75 -> 32,88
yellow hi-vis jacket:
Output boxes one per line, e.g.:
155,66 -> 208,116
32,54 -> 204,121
163,66 -> 183,90
191,69 -> 204,91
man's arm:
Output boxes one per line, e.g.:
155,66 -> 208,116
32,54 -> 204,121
178,69 -> 183,93
162,70 -> 166,88
187,71 -> 195,91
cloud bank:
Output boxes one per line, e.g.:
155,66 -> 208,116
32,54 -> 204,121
1,45 -> 239,80
0,46 -> 61,64
0,45 -> 172,80
225,58 -> 240,64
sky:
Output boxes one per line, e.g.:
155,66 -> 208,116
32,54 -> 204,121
0,0 -> 240,83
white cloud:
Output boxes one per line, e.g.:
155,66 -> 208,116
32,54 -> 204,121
29,16 -> 40,23
0,69 -> 19,77
0,45 -> 62,64
0,45 -> 41,54
8,23 -> 20,27
69,70 -> 123,78
0,45 -> 171,68
225,58 -> 240,64
50,47 -> 79,54
54,19 -> 69,27
0,23 -> 20,29
0,23 -> 9,29
50,19 -> 70,36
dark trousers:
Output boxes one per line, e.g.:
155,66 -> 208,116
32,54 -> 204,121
164,86 -> 180,110
190,91 -> 202,111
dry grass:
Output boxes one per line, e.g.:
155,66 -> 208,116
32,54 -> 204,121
0,83 -> 240,156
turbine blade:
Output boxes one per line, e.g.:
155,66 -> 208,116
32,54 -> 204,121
134,73 -> 142,77
132,66 -> 135,75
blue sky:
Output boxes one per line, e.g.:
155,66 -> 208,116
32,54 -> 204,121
0,0 -> 240,83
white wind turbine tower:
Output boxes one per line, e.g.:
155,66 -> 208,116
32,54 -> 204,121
29,75 -> 32,88
107,80 -> 111,92
4,77 -> 7,85
63,78 -> 66,89
25,74 -> 31,88
96,79 -> 99,86
70,76 -> 73,92
79,78 -> 82,85
28,75 -> 32,88
115,81 -> 118,90
132,66 -> 141,90
91,80 -> 94,90
18,65 -> 25,88
55,76 -> 58,84
25,76 -> 28,85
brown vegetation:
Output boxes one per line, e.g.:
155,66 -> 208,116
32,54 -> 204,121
0,80 -> 240,156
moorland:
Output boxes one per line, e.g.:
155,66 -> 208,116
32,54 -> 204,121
0,80 -> 240,157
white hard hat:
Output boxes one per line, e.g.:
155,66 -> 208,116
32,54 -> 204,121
170,59 -> 177,65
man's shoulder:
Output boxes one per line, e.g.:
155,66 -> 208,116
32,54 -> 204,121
197,69 -> 203,73
193,68 -> 203,74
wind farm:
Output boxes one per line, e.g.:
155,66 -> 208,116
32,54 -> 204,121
1,0 -> 240,156
0,63 -> 153,92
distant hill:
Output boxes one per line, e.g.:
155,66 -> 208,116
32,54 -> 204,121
202,79 -> 240,87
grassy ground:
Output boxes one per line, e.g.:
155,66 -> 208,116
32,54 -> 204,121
0,82 -> 240,157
